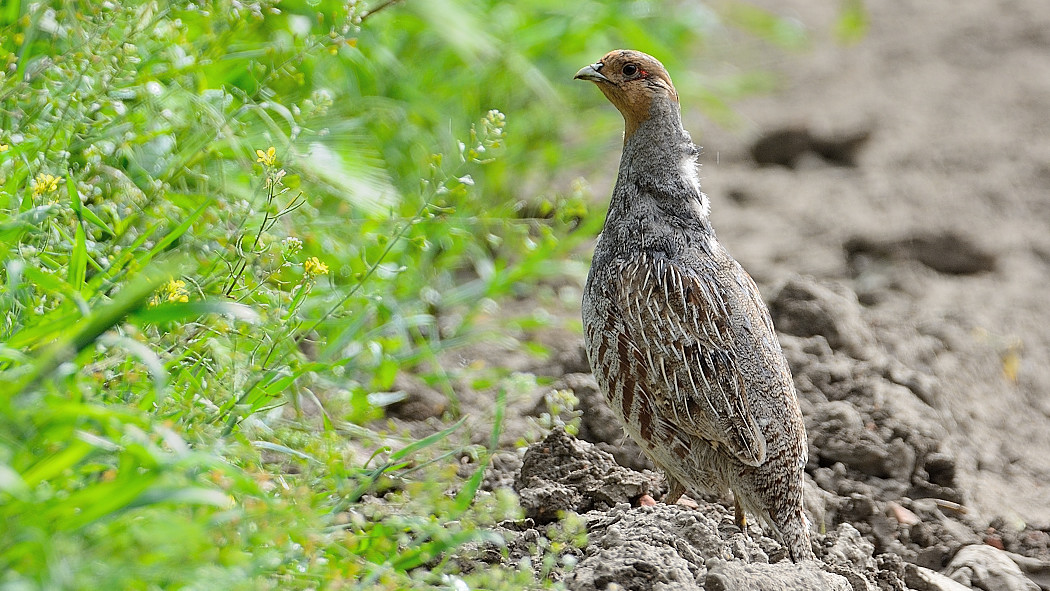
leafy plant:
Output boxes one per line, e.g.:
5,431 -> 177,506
0,0 -> 822,587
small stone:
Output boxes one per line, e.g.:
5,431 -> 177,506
944,544 -> 1039,591
889,501 -> 921,526
903,563 -> 972,591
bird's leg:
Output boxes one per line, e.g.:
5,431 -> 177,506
734,495 -> 748,530
664,475 -> 685,504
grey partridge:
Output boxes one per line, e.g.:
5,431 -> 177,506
576,49 -> 815,562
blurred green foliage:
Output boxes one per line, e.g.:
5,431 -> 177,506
0,0 -> 838,587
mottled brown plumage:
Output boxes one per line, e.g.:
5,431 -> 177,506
576,50 -> 814,561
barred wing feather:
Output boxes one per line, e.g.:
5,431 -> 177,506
612,253 -> 768,467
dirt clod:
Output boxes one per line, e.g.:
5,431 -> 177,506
749,126 -> 870,168
770,277 -> 878,360
704,559 -> 852,591
537,373 -> 655,472
944,545 -> 1041,591
844,233 -> 997,277
514,428 -> 661,522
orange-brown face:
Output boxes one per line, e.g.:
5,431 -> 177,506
574,50 -> 678,137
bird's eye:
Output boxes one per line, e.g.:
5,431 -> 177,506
622,63 -> 638,77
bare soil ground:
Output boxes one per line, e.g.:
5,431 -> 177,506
700,0 -> 1050,529
391,0 -> 1050,588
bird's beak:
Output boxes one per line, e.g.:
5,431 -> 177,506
574,62 -> 609,83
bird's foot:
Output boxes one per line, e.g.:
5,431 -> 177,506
734,496 -> 748,530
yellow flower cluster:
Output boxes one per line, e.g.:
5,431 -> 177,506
304,257 -> 329,276
161,279 -> 190,303
256,146 -> 277,167
32,173 -> 62,197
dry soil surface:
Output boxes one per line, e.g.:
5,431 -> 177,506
389,0 -> 1050,588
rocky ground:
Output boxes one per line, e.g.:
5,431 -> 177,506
388,0 -> 1050,588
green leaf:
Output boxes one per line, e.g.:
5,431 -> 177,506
0,345 -> 31,364
0,205 -> 56,242
129,486 -> 232,509
67,176 -> 88,290
388,416 -> 466,462
46,471 -> 161,531
144,199 -> 213,262
251,441 -> 322,464
98,333 -> 169,401
282,281 -> 311,322
20,439 -> 94,487
131,300 -> 260,325
453,387 -> 505,514
76,203 -> 116,237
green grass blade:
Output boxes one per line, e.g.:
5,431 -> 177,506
67,176 -> 88,290
251,440 -> 322,464
453,387 -> 505,514
20,439 -> 94,487
46,471 -> 160,531
131,300 -> 260,326
144,199 -> 213,263
388,416 -> 467,462
99,333 -> 168,402
0,205 -> 56,243
128,486 -> 232,509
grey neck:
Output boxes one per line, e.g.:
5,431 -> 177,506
624,99 -> 690,158
610,97 -> 711,227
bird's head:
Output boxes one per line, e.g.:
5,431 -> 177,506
574,49 -> 679,139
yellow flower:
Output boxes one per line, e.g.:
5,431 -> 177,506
256,146 -> 277,167
304,257 -> 329,276
0,144 -> 8,152
156,278 -> 190,304
32,173 -> 62,197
